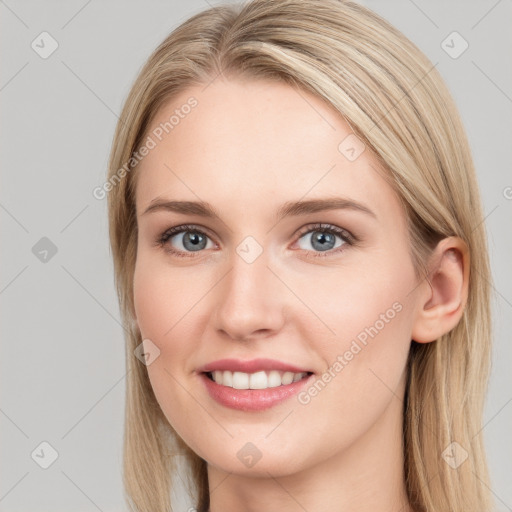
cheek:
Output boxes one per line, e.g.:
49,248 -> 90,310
293,250 -> 415,346
132,259 -> 197,394
132,256 -> 211,381
133,256 -> 197,342
295,251 -> 415,404
133,269 -> 167,342
292,300 -> 413,468
133,260 -> 202,438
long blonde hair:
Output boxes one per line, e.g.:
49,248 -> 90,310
106,1 -> 494,510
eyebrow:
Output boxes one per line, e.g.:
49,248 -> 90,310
141,197 -> 377,220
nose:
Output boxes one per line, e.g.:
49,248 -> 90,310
212,251 -> 286,342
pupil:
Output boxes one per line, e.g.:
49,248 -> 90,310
184,232 -> 206,251
313,232 -> 334,251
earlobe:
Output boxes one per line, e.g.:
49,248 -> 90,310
411,237 -> 470,343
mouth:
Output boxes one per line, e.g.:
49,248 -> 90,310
198,359 -> 315,411
197,358 -> 314,411
203,369 -> 313,390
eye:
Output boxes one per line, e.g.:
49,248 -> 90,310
155,222 -> 356,258
156,224 -> 216,258
294,223 -> 354,257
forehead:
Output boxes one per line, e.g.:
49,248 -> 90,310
134,77 -> 401,223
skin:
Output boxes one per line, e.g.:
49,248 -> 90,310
132,76 -> 469,512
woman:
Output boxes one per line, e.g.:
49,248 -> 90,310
106,1 -> 494,511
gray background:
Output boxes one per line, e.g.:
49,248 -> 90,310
1,0 -> 511,510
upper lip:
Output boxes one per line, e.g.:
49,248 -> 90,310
198,358 -> 312,374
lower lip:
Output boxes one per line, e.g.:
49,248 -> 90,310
200,372 -> 313,411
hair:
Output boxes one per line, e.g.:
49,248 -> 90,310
106,1 -> 494,511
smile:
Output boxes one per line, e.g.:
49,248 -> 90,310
198,359 -> 315,411
206,370 -> 311,389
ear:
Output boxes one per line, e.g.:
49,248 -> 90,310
411,236 -> 470,343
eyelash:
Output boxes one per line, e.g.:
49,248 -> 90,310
155,223 -> 357,259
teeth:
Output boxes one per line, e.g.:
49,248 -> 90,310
282,371 -> 294,385
232,371 -> 249,389
222,370 -> 232,387
209,370 -> 309,389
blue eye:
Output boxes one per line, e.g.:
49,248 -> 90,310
156,223 -> 355,258
157,224 -> 215,257
294,223 -> 354,257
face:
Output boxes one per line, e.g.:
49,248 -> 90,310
133,76 -> 421,477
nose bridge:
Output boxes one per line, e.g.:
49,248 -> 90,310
213,244 -> 284,340
226,250 -> 271,301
